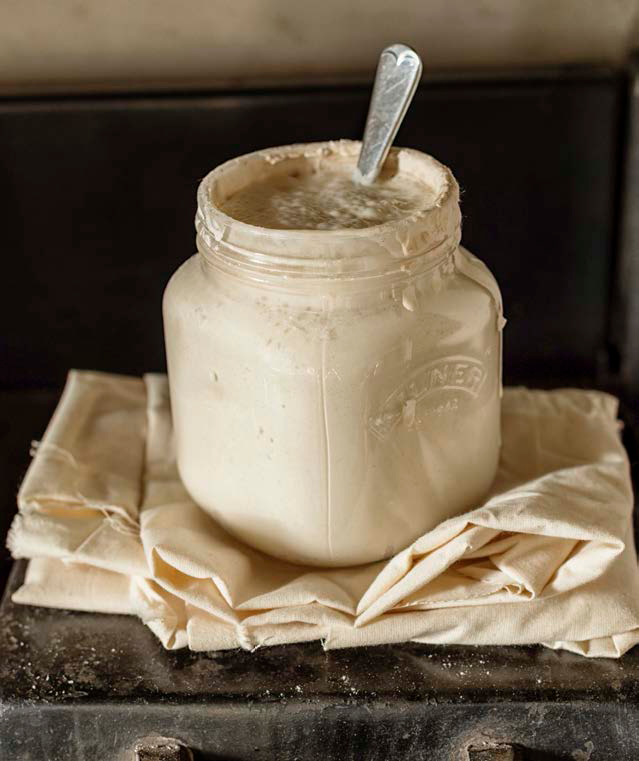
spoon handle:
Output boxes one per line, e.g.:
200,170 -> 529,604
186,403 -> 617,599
355,44 -> 423,185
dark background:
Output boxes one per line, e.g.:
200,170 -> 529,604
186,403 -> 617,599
0,69 -> 625,389
0,67 -> 633,587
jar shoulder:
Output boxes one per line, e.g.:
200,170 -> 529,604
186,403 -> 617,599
162,249 -> 502,335
454,245 -> 502,314
163,254 -> 209,315
413,249 -> 499,324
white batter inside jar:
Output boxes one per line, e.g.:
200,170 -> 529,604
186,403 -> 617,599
218,167 -> 437,230
163,140 -> 503,567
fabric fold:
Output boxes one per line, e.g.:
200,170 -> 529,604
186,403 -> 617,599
6,370 -> 639,658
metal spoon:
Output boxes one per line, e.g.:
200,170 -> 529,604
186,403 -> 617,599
355,44 -> 423,185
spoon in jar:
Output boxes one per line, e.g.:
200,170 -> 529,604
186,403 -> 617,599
354,44 -> 423,186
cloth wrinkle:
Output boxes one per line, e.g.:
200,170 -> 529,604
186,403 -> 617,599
6,370 -> 639,658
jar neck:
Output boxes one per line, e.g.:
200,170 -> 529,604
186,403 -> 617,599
197,224 -> 460,290
197,246 -> 459,317
195,141 -> 462,289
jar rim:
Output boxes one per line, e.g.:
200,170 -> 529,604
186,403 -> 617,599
196,140 -> 462,278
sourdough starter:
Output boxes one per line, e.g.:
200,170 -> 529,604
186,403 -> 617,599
163,141 -> 503,567
219,169 -> 437,230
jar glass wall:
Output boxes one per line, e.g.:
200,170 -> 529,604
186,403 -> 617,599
163,141 -> 503,567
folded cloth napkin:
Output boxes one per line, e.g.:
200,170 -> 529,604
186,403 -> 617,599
7,370 -> 639,657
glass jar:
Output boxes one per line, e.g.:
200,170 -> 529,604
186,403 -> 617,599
163,141 -> 503,567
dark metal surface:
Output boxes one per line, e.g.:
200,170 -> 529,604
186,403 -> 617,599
467,745 -> 521,761
135,737 -> 194,761
0,68 -> 623,391
1,560 -> 639,761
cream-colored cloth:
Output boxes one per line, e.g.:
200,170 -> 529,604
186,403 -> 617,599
7,370 -> 639,657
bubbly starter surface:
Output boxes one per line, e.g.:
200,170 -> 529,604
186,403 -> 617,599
219,169 -> 436,230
